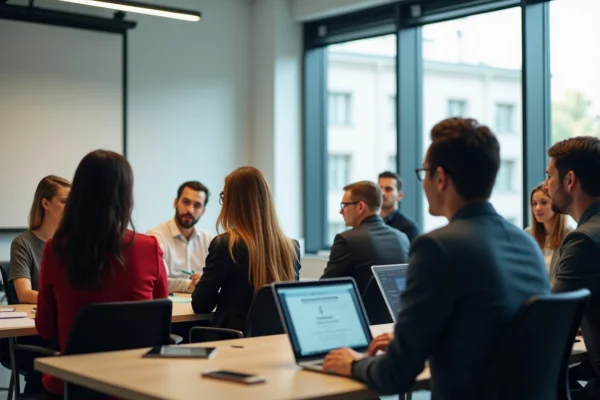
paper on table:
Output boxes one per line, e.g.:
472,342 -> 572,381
0,312 -> 28,319
168,296 -> 192,304
0,318 -> 34,328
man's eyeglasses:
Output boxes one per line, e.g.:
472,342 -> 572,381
415,167 -> 437,181
340,201 -> 360,211
219,191 -> 224,206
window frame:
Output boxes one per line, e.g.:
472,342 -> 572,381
303,0 -> 551,253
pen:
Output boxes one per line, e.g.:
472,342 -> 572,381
181,270 -> 196,276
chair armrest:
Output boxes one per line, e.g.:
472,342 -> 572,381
170,334 -> 183,345
14,344 -> 60,357
189,327 -> 243,343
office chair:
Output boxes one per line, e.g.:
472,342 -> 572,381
20,299 -> 173,399
481,288 -> 591,400
190,285 -> 284,343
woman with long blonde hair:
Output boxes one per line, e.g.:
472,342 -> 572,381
192,166 -> 300,330
10,175 -> 71,304
525,183 -> 571,282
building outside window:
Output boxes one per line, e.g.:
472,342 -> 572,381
328,92 -> 352,125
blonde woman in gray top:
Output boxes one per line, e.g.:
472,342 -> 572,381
9,175 -> 71,304
525,183 -> 571,284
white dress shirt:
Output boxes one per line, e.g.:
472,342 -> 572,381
147,218 -> 213,293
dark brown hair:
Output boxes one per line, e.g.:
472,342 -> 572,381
378,171 -> 403,191
547,136 -> 600,197
177,181 -> 210,205
427,117 -> 500,200
343,181 -> 382,212
53,150 -> 134,290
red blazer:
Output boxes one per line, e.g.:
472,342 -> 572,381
35,230 -> 169,395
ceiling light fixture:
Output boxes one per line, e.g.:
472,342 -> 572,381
58,0 -> 201,22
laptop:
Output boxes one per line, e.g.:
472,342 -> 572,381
272,278 -> 373,373
371,264 -> 408,323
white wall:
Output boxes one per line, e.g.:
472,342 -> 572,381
251,0 -> 303,241
0,0 -> 253,261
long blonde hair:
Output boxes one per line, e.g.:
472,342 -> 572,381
217,166 -> 298,292
530,184 -> 568,249
29,175 -> 72,231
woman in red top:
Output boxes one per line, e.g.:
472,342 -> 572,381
35,150 -> 168,396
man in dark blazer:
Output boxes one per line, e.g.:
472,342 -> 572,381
321,180 -> 410,294
323,117 -> 550,399
545,136 -> 600,400
379,171 -> 420,242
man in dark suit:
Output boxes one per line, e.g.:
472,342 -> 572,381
378,171 -> 420,242
323,117 -> 550,399
544,136 -> 600,400
321,180 -> 410,294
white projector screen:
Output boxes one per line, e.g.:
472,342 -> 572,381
0,19 -> 123,229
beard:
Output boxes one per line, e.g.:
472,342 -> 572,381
382,198 -> 396,209
176,212 -> 199,229
550,185 -> 572,215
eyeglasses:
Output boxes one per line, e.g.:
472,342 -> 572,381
219,191 -> 224,206
340,201 -> 360,211
415,167 -> 437,181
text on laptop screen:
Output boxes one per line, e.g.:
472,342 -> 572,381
377,268 -> 407,316
277,283 -> 370,357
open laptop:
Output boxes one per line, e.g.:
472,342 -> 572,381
272,278 -> 373,374
371,264 -> 408,323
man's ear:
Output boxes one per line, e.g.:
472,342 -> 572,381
173,198 -> 178,209
436,167 -> 449,191
565,171 -> 577,193
397,191 -> 404,202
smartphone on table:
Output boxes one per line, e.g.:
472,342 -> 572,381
201,369 -> 266,385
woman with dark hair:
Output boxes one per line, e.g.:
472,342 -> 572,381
192,166 -> 300,330
35,150 -> 168,396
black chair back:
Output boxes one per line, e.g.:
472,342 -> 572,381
64,299 -> 172,398
244,285 -> 284,337
0,264 -> 19,305
481,289 -> 591,400
361,277 -> 393,325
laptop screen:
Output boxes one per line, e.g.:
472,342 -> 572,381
372,264 -> 408,322
274,281 -> 372,359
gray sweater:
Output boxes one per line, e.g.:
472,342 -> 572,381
9,230 -> 45,290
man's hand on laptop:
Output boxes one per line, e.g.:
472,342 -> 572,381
323,348 -> 363,376
368,333 -> 393,356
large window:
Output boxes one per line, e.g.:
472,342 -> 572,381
421,8 -> 523,231
304,0 -> 564,253
326,35 -> 397,245
550,0 -> 600,144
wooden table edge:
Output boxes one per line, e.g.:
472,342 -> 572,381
35,353 -> 381,400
